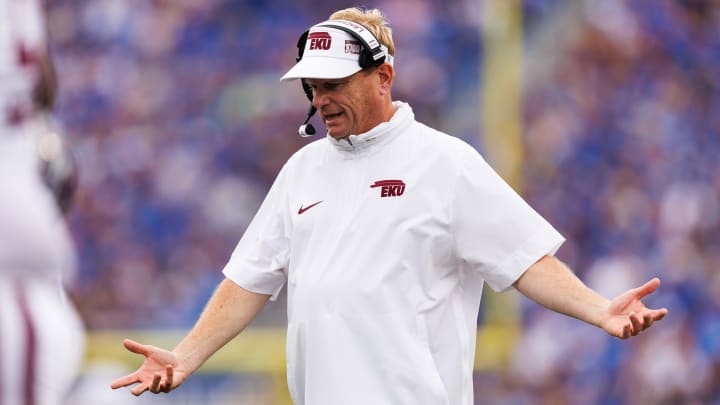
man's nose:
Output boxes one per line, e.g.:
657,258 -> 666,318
311,91 -> 329,109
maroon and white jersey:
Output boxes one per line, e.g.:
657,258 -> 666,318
0,0 -> 68,280
0,0 -> 46,133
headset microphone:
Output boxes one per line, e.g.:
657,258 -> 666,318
298,105 -> 317,137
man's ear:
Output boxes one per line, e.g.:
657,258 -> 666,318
377,63 -> 394,95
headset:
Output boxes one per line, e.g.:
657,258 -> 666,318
294,20 -> 389,137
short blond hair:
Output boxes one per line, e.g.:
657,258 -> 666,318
329,7 -> 396,56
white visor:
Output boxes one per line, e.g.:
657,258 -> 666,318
280,25 -> 392,81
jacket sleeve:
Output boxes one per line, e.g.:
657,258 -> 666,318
222,163 -> 292,300
451,142 -> 565,292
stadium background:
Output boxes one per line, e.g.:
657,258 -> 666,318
45,0 -> 720,404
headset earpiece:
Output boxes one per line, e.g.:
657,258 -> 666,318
358,51 -> 374,69
296,30 -> 309,63
301,79 -> 314,102
296,30 -> 315,103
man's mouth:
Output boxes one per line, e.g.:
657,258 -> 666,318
324,112 -> 343,122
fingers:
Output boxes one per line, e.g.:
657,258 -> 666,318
619,308 -> 668,339
619,323 -> 631,339
123,373 -> 156,396
637,308 -> 667,329
110,373 -> 138,389
607,278 -> 668,340
112,367 -> 175,395
643,312 -> 654,330
148,365 -> 175,394
629,312 -> 642,336
123,339 -> 151,356
149,373 -> 162,393
652,307 -> 668,321
131,382 -> 150,396
633,277 -> 661,299
629,311 -> 655,336
163,364 -> 174,393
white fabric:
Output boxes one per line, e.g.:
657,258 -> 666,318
0,120 -> 75,282
0,129 -> 84,405
0,278 -> 85,405
280,21 -> 392,81
223,102 -> 564,405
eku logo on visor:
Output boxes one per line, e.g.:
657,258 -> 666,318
308,32 -> 332,50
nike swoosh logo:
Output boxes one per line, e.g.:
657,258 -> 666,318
298,200 -> 323,215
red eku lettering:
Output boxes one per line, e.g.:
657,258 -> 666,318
370,179 -> 406,198
308,32 -> 332,51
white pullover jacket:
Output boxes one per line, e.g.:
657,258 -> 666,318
223,102 -> 564,405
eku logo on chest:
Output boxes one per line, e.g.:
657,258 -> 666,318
370,179 -> 406,198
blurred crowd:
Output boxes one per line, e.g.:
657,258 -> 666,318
494,1 -> 720,404
45,0 -> 718,404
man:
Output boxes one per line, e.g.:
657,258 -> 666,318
111,7 -> 667,404
0,0 -> 85,404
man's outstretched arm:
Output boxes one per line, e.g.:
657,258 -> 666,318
110,278 -> 270,395
513,255 -> 668,339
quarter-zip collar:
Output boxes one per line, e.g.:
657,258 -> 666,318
326,101 -> 414,157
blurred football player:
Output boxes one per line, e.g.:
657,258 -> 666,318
0,1 -> 85,404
